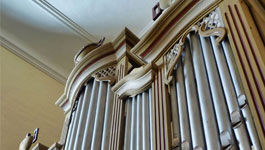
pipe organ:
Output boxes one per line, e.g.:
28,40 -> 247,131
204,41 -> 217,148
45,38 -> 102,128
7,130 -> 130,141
52,0 -> 264,150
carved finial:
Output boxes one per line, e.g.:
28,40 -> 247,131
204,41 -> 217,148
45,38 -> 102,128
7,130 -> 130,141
19,128 -> 39,150
74,37 -> 105,64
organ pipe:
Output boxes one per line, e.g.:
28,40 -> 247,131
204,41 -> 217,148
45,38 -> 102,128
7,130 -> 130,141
175,60 -> 191,149
200,36 -> 234,147
183,37 -> 205,149
59,6 -> 263,150
210,36 -> 252,148
73,82 -> 92,150
190,33 -> 221,149
101,84 -> 115,150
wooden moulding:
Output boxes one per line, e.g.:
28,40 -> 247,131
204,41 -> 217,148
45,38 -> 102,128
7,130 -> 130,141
56,27 -> 140,113
56,0 -> 224,113
219,0 -> 265,148
56,43 -> 117,113
112,63 -> 157,99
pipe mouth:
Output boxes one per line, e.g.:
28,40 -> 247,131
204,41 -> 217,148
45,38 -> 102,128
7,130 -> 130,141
194,146 -> 204,150
233,120 -> 243,129
223,144 -> 234,150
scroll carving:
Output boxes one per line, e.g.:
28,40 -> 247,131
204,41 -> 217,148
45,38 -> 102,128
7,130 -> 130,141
199,10 -> 226,44
112,63 -> 157,99
199,22 -> 226,44
164,25 -> 199,84
165,9 -> 226,84
92,65 -> 116,85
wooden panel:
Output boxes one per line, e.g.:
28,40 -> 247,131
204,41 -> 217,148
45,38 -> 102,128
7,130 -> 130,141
219,0 -> 265,148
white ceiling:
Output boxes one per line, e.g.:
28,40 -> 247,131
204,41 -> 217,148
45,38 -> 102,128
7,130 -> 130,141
0,0 -> 158,83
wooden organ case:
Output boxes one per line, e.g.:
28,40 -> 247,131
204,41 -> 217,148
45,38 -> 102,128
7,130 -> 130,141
54,0 -> 265,150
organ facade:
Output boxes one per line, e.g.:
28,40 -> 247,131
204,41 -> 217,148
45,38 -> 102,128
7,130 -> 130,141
34,0 -> 265,149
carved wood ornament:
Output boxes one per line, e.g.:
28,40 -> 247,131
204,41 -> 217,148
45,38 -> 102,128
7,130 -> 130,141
164,10 -> 227,84
92,65 -> 116,85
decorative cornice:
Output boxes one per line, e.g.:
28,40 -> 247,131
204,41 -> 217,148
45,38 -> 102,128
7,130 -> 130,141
56,43 -> 117,113
0,36 -> 67,84
112,27 -> 140,50
137,20 -> 155,38
32,0 -> 97,42
112,63 -> 157,99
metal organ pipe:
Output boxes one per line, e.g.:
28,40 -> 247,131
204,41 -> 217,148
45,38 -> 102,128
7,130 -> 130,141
68,93 -> 83,150
142,91 -> 150,150
210,36 -> 251,149
136,94 -> 143,150
222,40 -> 261,149
81,80 -> 99,150
183,38 -> 205,149
190,33 -> 221,150
73,82 -> 92,150
122,90 -> 152,150
101,84 -> 115,150
91,81 -> 108,150
64,110 -> 76,150
169,76 -> 180,147
200,36 -> 235,148
124,99 -> 132,150
130,96 -> 137,150
149,88 -> 156,150
175,60 -> 191,149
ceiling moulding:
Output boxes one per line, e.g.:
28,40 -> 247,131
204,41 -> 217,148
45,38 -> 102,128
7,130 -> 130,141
0,36 -> 67,84
32,0 -> 97,43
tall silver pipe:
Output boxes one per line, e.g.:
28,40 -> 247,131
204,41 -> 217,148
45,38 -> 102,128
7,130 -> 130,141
101,84 -> 115,150
211,36 -> 251,148
73,82 -> 92,150
241,103 -> 261,149
81,80 -> 99,150
91,81 -> 108,150
175,61 -> 191,149
130,96 -> 137,150
221,41 -> 245,106
183,37 -> 205,149
170,77 -> 180,147
124,99 -> 132,150
210,36 -> 241,125
148,88 -> 156,150
200,36 -> 234,147
68,93 -> 84,150
190,33 -> 221,149
136,94 -> 143,150
222,40 -> 261,149
64,111 -> 76,150
142,91 -> 150,150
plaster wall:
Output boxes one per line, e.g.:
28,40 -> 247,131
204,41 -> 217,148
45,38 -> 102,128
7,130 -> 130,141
0,46 -> 64,150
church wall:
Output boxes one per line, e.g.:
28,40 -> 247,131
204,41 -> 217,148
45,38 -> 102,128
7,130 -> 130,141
0,46 -> 64,150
